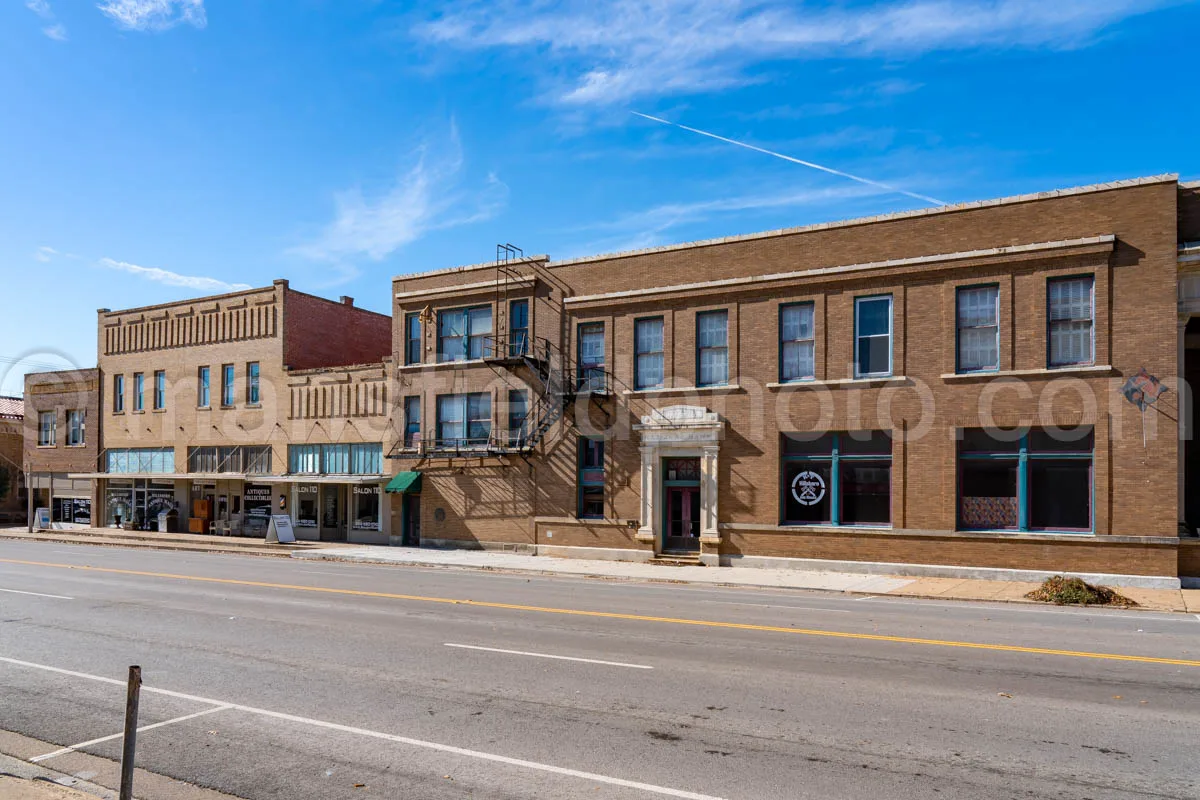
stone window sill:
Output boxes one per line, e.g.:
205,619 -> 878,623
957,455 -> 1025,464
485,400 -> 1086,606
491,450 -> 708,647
767,376 -> 908,389
398,358 -> 487,372
624,384 -> 743,397
940,365 -> 1113,381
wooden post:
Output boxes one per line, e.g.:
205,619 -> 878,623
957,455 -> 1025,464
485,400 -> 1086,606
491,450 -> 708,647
119,666 -> 141,800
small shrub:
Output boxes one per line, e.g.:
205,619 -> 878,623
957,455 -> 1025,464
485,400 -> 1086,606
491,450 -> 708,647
1026,575 -> 1137,607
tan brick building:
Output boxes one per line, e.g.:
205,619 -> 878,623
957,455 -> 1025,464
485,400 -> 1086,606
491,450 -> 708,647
393,175 -> 1200,586
80,279 -> 393,540
21,371 -> 100,528
0,396 -> 25,523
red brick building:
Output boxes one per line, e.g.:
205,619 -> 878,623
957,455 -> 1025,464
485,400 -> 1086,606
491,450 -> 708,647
393,175 -> 1200,587
0,396 -> 24,523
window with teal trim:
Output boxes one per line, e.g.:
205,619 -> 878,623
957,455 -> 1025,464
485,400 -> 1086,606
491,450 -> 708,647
781,431 -> 891,526
957,426 -> 1093,532
577,437 -> 605,519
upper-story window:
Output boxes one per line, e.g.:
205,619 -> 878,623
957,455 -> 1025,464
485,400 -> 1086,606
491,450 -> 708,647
198,367 -> 210,408
153,370 -> 166,410
509,299 -> 529,357
508,389 -> 528,448
577,322 -> 605,391
436,392 -> 491,447
696,310 -> 729,387
403,396 -> 421,448
221,364 -> 235,407
438,306 -> 492,362
956,285 -> 1000,373
133,373 -> 145,411
854,296 -> 892,378
38,411 -> 56,446
1048,276 -> 1094,367
634,317 -> 665,390
287,443 -> 381,475
780,303 -> 815,382
404,313 -> 422,365
247,362 -> 260,405
66,410 -> 85,446
113,374 -> 125,413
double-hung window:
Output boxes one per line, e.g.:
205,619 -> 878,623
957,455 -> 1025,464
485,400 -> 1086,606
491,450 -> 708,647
509,299 -> 529,357
403,396 -> 421,448
696,310 -> 729,386
577,437 -> 605,519
854,296 -> 892,378
38,411 -> 56,446
153,370 -> 166,410
221,364 -> 235,407
404,313 -> 422,365
133,373 -> 144,412
1048,276 -> 1094,367
247,362 -> 260,405
67,410 -> 85,446
957,285 -> 1000,372
958,427 -> 1093,531
782,431 -> 892,526
780,303 -> 815,382
436,393 -> 491,447
197,367 -> 210,408
437,306 -> 492,362
577,322 -> 605,392
508,390 -> 528,448
634,317 -> 665,390
113,374 -> 125,413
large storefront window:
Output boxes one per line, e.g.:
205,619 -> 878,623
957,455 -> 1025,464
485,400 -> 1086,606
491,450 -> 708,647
782,431 -> 892,527
296,484 -> 320,529
105,480 -> 177,530
243,483 -> 273,534
958,427 -> 1093,532
352,485 -> 381,530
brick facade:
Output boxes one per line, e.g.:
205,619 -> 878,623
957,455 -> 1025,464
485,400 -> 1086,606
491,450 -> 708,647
22,369 -> 102,526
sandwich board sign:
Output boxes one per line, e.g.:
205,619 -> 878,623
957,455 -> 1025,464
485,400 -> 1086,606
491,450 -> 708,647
34,507 -> 51,531
265,514 -> 296,544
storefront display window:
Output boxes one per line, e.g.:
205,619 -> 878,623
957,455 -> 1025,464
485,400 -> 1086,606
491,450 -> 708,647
352,485 -> 381,530
782,431 -> 892,527
243,484 -> 273,534
296,484 -> 319,528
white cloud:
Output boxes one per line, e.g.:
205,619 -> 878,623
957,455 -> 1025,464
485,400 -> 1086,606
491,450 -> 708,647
99,258 -> 251,293
416,0 -> 1178,105
292,128 -> 508,265
26,1 -> 52,18
34,246 -> 58,262
97,0 -> 206,32
43,24 -> 68,41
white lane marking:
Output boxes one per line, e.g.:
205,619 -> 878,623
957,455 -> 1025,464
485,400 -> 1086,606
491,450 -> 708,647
32,705 -> 232,762
0,655 -> 722,799
445,643 -> 654,669
0,588 -> 73,600
696,600 -> 850,612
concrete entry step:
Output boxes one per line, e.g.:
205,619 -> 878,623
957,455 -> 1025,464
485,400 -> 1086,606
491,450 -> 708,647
651,553 -> 704,567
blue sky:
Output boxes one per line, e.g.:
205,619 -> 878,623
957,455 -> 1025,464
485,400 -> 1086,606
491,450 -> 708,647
2,0 -> 1198,394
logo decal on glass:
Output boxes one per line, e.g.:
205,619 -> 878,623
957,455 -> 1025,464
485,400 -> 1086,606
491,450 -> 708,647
791,471 -> 826,506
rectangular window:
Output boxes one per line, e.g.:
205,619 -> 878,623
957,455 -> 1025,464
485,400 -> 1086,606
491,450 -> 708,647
113,374 -> 125,413
289,444 -> 321,474
696,310 -> 729,386
153,370 -> 166,410
436,393 -> 491,447
508,390 -> 528,448
105,447 -> 174,474
958,426 -> 1093,532
67,410 -> 85,446
578,437 -> 605,518
246,362 -> 260,404
352,485 -> 381,531
285,444 -> 379,475
509,299 -> 529,357
634,317 -> 665,390
437,306 -> 492,362
404,313 -> 422,365
403,396 -> 421,448
577,322 -> 606,392
38,411 -> 56,446
780,303 -> 815,382
781,431 -> 892,526
957,285 -> 1000,373
222,364 -> 235,407
854,296 -> 892,377
198,367 -> 210,408
1048,276 -> 1094,367
133,373 -> 144,411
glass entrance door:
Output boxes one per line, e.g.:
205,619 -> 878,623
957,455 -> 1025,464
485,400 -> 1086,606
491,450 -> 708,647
320,484 -> 345,541
664,486 -> 701,552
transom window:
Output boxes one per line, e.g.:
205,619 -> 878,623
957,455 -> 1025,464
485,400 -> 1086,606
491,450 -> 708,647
438,306 -> 492,362
780,302 -> 815,382
696,310 -> 729,387
106,447 -> 175,474
1048,276 -> 1094,367
287,443 -> 382,475
956,285 -> 999,372
854,296 -> 892,378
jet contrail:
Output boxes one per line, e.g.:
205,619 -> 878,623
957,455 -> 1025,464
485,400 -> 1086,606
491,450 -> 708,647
631,111 -> 946,207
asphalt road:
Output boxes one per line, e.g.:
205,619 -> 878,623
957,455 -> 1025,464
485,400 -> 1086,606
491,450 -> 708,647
0,539 -> 1197,800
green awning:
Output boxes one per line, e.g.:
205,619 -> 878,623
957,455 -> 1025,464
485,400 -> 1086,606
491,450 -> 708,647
385,471 -> 422,494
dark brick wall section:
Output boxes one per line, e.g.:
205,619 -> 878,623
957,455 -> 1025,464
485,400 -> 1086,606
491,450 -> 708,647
284,290 -> 391,371
1181,184 -> 1200,242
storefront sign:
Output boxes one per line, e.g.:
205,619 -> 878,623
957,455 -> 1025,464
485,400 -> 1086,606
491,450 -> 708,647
34,507 -> 50,530
266,514 -> 296,544
790,471 -> 826,506
244,484 -> 273,533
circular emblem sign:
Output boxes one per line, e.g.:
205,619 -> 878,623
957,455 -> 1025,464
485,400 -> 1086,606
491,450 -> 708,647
790,470 -> 826,506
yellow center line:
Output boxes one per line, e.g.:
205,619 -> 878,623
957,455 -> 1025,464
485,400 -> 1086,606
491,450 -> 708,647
3,557 -> 1197,668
